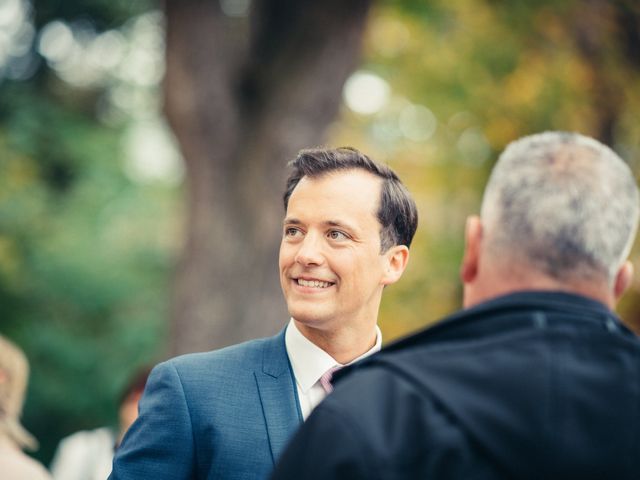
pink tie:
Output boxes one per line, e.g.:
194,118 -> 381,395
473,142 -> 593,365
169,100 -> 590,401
319,366 -> 341,394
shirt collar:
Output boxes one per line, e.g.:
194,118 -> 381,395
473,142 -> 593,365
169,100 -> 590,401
285,318 -> 382,393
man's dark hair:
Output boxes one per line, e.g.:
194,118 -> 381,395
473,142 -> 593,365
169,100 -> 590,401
283,147 -> 418,252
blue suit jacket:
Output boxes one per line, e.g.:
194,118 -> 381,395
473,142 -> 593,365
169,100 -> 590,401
109,329 -> 302,480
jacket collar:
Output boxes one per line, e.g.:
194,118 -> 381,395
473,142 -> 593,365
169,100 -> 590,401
380,290 -> 628,355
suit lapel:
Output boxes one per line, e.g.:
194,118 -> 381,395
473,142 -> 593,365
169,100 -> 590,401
254,329 -> 302,464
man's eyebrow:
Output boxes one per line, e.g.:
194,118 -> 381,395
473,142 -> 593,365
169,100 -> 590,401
325,219 -> 358,232
282,218 -> 359,232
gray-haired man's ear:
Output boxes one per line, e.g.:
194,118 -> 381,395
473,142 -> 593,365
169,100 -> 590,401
614,260 -> 634,302
461,216 -> 482,285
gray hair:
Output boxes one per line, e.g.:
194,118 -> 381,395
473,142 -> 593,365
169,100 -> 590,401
480,131 -> 639,284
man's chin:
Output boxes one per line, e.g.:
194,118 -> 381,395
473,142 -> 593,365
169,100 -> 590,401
290,312 -> 332,329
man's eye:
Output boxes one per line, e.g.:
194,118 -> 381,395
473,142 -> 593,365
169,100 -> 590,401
328,230 -> 348,240
285,227 -> 301,237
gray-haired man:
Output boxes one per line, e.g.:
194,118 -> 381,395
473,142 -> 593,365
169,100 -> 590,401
272,131 -> 640,480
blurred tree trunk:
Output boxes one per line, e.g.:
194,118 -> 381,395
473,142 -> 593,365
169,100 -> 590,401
570,0 -> 639,145
163,0 -> 372,354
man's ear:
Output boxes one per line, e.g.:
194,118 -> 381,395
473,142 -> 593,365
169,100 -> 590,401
381,245 -> 410,286
614,260 -> 634,301
460,216 -> 482,285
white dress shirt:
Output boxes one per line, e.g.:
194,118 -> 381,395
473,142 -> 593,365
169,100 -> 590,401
284,319 -> 382,420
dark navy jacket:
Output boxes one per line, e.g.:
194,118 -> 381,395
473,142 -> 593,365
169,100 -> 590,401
272,291 -> 640,480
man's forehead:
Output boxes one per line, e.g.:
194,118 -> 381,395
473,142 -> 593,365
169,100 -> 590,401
286,170 -> 383,225
294,169 -> 383,195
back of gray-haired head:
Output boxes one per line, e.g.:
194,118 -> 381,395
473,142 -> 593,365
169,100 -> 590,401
480,131 -> 639,284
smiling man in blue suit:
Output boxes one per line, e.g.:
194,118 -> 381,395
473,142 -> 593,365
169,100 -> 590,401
108,147 -> 418,480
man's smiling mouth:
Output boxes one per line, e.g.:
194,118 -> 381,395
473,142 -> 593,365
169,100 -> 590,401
296,278 -> 334,288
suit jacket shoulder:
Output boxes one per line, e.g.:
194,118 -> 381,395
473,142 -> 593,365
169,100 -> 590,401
168,333 -> 287,385
111,329 -> 302,480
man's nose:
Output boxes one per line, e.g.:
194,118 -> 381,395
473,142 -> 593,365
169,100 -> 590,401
295,233 -> 325,266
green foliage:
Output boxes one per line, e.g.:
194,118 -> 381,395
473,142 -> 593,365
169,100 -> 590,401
0,80 -> 173,463
31,0 -> 157,29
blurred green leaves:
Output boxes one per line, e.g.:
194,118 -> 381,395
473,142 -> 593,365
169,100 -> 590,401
0,79 -> 174,461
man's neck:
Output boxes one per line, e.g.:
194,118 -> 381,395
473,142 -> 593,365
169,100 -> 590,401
464,265 -> 615,310
293,320 -> 379,364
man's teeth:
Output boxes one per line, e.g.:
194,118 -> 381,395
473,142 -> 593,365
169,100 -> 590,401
297,279 -> 332,288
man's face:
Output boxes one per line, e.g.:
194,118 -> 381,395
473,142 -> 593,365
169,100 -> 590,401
279,169 -> 394,333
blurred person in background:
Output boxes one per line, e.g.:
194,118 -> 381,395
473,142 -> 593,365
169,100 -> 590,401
109,147 -> 418,480
0,334 -> 52,480
272,132 -> 640,480
49,367 -> 149,480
